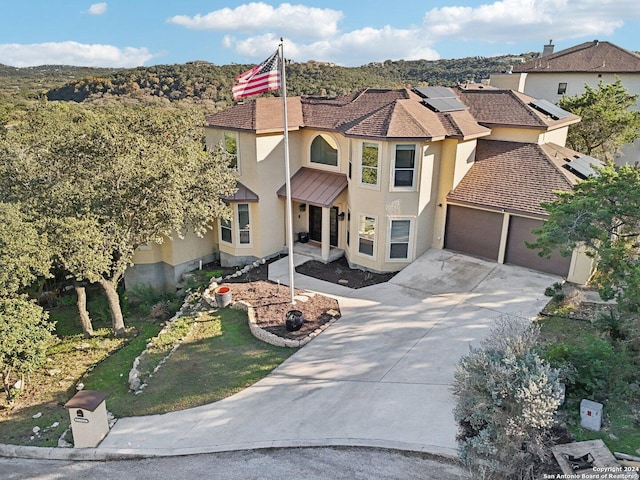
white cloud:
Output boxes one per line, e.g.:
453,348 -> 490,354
171,0 -> 640,66
88,2 -> 107,15
168,2 -> 343,40
423,0 -> 638,44
0,41 -> 155,68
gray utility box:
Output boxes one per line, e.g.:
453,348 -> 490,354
64,390 -> 109,448
580,399 -> 603,432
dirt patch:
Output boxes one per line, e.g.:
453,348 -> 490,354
220,280 -> 340,341
296,256 -> 397,288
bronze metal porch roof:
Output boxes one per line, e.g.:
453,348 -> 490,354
277,167 -> 347,208
222,182 -> 259,202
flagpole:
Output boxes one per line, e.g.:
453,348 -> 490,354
280,38 -> 296,305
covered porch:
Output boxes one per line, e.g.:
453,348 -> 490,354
278,167 -> 348,263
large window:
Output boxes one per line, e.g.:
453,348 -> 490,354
389,219 -> 411,260
358,215 -> 376,257
310,134 -> 338,166
393,144 -> 416,188
237,203 -> 251,245
361,142 -> 379,186
224,131 -> 238,171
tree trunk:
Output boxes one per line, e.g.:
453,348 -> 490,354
97,278 -> 126,336
74,284 -> 94,338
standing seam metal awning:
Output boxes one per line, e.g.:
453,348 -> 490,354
277,167 -> 348,208
222,182 -> 259,203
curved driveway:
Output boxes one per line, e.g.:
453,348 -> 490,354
93,249 -> 557,459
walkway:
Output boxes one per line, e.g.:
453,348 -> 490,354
3,250 -> 558,460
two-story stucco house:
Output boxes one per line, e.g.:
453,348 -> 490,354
129,85 -> 590,291
490,40 -> 640,164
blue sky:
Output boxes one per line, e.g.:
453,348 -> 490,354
1,1 -> 639,68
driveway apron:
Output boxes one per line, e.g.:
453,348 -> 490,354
97,249 -> 557,458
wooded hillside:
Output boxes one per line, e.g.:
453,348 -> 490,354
1,52 -> 537,111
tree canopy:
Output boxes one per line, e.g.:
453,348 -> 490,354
0,203 -> 50,297
530,163 -> 640,312
559,78 -> 640,162
0,101 -> 238,334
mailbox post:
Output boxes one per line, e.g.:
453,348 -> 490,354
64,390 -> 109,448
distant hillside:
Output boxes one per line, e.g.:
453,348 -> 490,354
1,53 -> 537,110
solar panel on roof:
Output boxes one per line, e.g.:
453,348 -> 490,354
563,155 -> 602,179
423,97 -> 467,113
530,99 -> 570,120
413,86 -> 456,99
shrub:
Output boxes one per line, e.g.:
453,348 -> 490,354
125,284 -> 180,319
453,316 -> 563,480
543,334 -> 635,402
0,297 -> 55,400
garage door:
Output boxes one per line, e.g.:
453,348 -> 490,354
505,216 -> 571,276
444,205 -> 502,260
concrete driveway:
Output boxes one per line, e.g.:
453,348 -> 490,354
95,249 -> 557,458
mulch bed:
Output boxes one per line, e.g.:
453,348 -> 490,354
219,280 -> 340,341
296,256 -> 397,288
208,254 -> 396,342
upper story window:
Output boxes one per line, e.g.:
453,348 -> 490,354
361,142 -> 379,186
310,134 -> 338,167
557,82 -> 567,95
393,144 -> 416,189
224,131 -> 238,171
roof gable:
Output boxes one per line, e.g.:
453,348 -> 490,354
514,40 -> 640,74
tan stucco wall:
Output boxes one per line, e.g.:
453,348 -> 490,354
488,72 -> 528,91
131,229 -> 217,267
485,126 -> 545,143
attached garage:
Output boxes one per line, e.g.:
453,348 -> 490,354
444,205 -> 502,261
504,215 -> 571,276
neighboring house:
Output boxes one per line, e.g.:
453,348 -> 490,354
489,40 -> 640,164
173,86 -> 596,286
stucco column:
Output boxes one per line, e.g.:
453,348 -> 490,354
321,206 -> 330,261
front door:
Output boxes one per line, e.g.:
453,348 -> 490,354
309,205 -> 338,247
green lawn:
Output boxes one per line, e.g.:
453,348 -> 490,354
0,293 -> 296,446
96,308 -> 296,417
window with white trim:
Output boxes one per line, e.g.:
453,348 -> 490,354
361,142 -> 379,186
358,215 -> 376,257
389,219 -> 411,260
393,144 -> 416,188
224,131 -> 238,171
310,134 -> 338,166
220,218 -> 232,244
237,203 -> 251,245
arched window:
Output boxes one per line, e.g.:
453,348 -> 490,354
310,134 -> 338,166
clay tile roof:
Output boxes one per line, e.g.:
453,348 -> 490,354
447,140 -> 578,216
514,40 -> 640,73
457,89 -> 580,129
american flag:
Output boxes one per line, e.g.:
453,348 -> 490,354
232,51 -> 281,100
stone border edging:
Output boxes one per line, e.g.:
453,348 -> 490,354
232,300 -> 339,348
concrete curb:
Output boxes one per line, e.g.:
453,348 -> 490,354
0,438 -> 458,461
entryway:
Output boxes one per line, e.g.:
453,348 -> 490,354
309,205 -> 338,247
